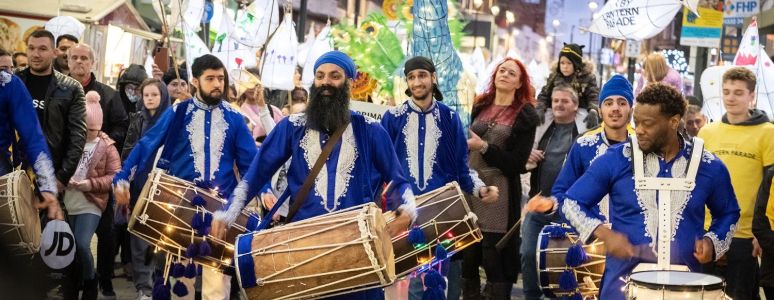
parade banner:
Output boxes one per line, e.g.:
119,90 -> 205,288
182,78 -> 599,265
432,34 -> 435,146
213,15 -> 258,75
233,0 -> 279,48
301,25 -> 333,89
588,0 -> 683,41
734,19 -> 760,66
350,100 -> 390,121
680,7 -> 723,48
182,21 -> 211,80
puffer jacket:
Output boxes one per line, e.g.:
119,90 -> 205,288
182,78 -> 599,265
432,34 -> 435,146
82,132 -> 121,211
536,61 -> 600,114
116,64 -> 148,116
16,68 -> 86,184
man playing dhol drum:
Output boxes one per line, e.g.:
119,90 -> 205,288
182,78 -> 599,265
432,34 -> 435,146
211,51 -> 417,299
113,54 -> 257,300
526,83 -> 740,299
380,56 -> 497,299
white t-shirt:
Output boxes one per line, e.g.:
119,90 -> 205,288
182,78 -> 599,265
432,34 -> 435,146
64,139 -> 101,216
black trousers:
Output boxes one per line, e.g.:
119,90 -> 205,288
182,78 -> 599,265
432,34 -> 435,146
461,231 -> 520,283
96,197 -> 115,291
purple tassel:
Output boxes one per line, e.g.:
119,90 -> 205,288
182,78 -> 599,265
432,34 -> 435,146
203,213 -> 213,227
407,227 -> 426,247
246,213 -> 260,232
191,214 -> 203,232
199,240 -> 212,257
171,262 -> 185,278
559,269 -> 578,291
185,243 -> 198,258
565,243 -> 588,268
152,278 -> 170,300
185,262 -> 197,278
192,195 -> 206,207
547,225 -> 568,239
172,280 -> 188,297
422,269 -> 447,300
434,245 -> 448,261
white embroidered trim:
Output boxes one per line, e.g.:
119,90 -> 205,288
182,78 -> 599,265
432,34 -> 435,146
187,108 -> 206,182
33,153 -> 57,193
300,125 -> 358,212
398,188 -> 418,224
208,108 -> 229,181
592,142 -> 609,164
562,198 -> 603,243
702,150 -> 716,164
364,115 -> 379,124
215,180 -> 249,226
389,103 -> 408,116
704,223 -> 737,260
128,166 -> 137,181
402,110 -> 442,191
289,113 -> 307,127
578,134 -> 600,147
622,143 -> 632,161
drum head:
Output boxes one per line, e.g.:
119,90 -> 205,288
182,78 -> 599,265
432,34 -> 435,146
630,271 -> 725,292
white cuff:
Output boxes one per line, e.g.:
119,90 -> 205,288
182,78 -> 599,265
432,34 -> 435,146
561,197 -> 603,243
704,223 -> 737,261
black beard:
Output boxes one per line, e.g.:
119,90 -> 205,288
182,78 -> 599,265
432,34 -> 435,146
199,87 -> 222,106
307,82 -> 350,133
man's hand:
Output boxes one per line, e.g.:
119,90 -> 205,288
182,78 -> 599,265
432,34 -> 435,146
69,179 -> 92,192
36,191 -> 64,220
152,63 -> 164,80
528,149 -> 545,165
753,237 -> 762,257
467,130 -> 486,152
210,220 -> 227,240
694,237 -> 714,264
479,186 -> 499,203
595,226 -> 635,259
525,194 -> 555,213
386,213 -> 412,238
261,193 -> 277,210
114,182 -> 130,207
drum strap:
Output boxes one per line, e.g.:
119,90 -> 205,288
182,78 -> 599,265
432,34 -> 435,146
285,123 -> 349,222
632,136 -> 703,270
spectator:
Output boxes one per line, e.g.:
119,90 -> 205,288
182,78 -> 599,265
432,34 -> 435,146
161,64 -> 190,102
0,49 -> 12,73
63,91 -> 120,300
239,82 -> 283,142
54,34 -> 78,75
116,64 -> 148,115
684,104 -> 707,138
12,52 -> 27,68
536,43 -> 600,128
635,52 -> 683,96
290,86 -> 308,104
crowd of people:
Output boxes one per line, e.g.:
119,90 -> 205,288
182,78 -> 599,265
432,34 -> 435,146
1,27 -> 773,300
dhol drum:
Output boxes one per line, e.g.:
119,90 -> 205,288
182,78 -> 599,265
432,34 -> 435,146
235,203 -> 395,300
0,170 -> 40,255
626,271 -> 727,299
538,223 -> 606,298
128,170 -> 253,271
384,182 -> 482,278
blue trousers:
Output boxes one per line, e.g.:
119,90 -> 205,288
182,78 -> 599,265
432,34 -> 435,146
519,212 -> 557,300
69,213 -> 101,283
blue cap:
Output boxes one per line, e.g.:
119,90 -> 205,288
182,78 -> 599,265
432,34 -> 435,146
599,75 -> 633,106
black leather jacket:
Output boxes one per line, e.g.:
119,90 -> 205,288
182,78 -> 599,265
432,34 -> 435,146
16,68 -> 86,184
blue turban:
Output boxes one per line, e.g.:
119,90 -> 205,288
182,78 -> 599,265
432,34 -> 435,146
599,74 -> 633,106
314,50 -> 356,79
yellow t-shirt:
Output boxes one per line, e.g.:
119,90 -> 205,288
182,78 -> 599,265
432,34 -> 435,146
699,121 -> 774,238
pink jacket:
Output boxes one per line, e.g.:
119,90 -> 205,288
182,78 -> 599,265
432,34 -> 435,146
240,103 -> 284,139
82,132 -> 121,211
635,68 -> 684,96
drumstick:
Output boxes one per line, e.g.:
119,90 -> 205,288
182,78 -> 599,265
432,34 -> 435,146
495,216 -> 524,251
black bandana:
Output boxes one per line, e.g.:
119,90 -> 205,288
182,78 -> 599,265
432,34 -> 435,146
403,56 -> 444,101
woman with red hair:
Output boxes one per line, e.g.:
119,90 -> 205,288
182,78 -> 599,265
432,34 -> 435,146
464,58 -> 540,299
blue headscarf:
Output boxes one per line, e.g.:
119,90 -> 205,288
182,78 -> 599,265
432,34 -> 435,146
313,51 -> 356,79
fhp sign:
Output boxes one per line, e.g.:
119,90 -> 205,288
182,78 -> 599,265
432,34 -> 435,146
725,0 -> 760,18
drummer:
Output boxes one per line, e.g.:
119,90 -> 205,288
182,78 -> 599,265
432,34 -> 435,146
113,54 -> 257,299
0,66 -> 62,219
380,56 -> 498,298
526,83 -> 740,299
212,50 -> 417,299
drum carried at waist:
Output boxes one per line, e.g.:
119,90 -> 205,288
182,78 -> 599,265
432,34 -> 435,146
384,182 -> 482,278
235,203 -> 394,300
626,270 -> 727,300
0,170 -> 41,255
538,223 -> 606,299
128,170 -> 254,271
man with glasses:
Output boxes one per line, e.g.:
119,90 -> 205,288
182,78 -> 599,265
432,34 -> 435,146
116,64 -> 148,115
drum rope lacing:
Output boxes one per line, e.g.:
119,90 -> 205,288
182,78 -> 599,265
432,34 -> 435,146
0,172 -> 39,255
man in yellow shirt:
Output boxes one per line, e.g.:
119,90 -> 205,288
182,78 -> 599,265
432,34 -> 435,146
699,67 -> 774,299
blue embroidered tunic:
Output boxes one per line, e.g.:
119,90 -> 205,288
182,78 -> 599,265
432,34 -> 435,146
113,98 -> 257,197
551,129 -> 629,221
215,111 -> 416,225
380,99 -> 484,195
561,139 -> 740,300
0,73 -> 57,193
